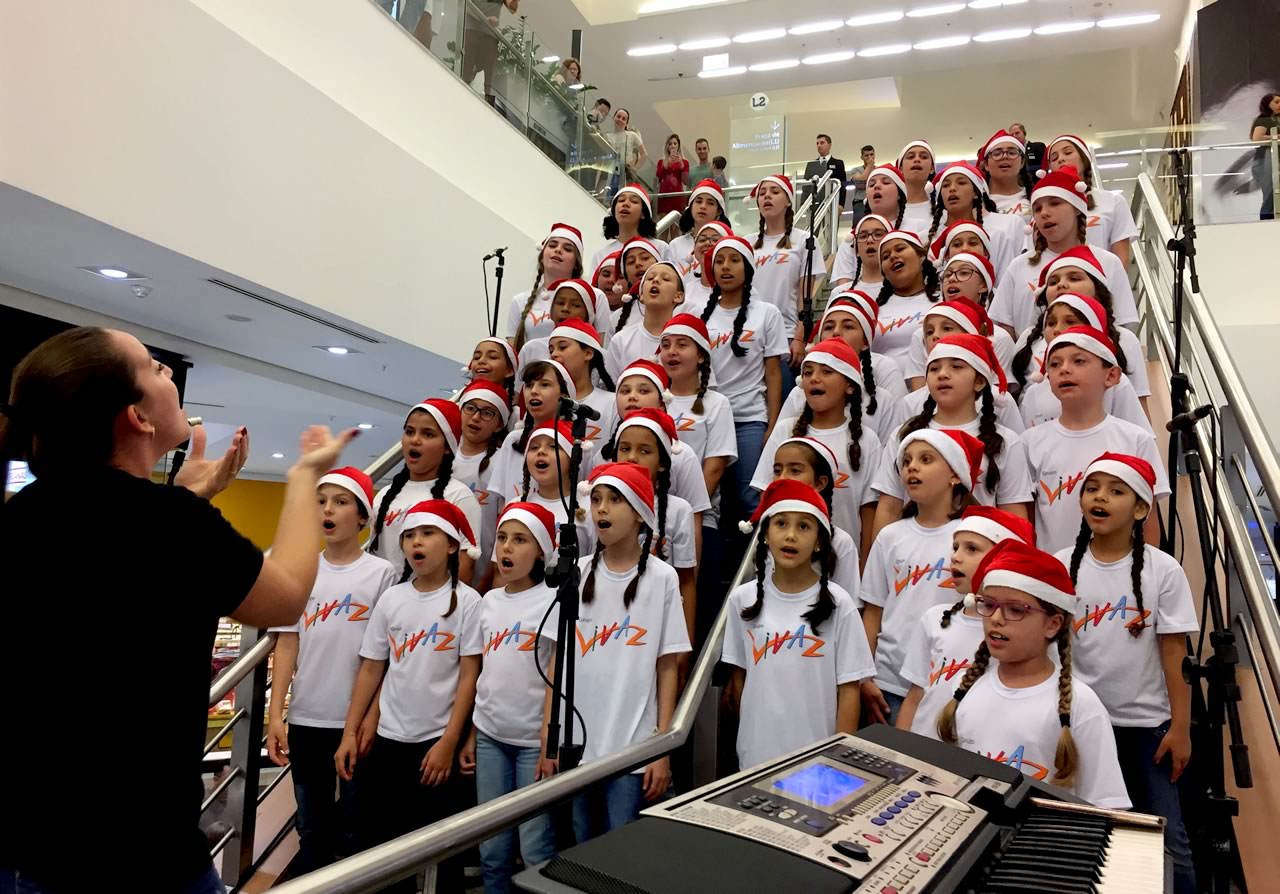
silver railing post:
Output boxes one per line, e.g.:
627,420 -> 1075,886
217,625 -> 270,884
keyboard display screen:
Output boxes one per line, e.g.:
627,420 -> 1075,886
771,763 -> 867,807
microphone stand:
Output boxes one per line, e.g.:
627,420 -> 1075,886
800,176 -> 820,345
485,247 -> 507,338
543,396 -> 596,773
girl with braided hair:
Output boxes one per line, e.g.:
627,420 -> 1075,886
700,235 -> 786,515
866,165 -> 911,230
605,261 -> 686,382
752,337 -> 882,561
368,398 -> 482,583
680,220 -> 732,310
558,463 -> 690,841
547,318 -> 617,436
669,179 -> 730,276
453,380 -> 512,590
936,539 -> 1130,809
978,129 -> 1034,225
927,162 -> 1026,276
612,238 -> 664,331
723,480 -> 875,770
590,250 -> 625,313
1058,453 -> 1198,892
903,284 -> 1018,401
1041,134 -> 1138,266
485,360 -> 574,512
506,224 -> 587,351
874,230 -> 942,368
895,507 -> 1034,738
895,141 -> 936,235
869,334 -> 1032,540
830,213 -> 890,290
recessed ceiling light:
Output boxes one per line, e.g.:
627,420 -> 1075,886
846,11 -> 905,26
788,20 -> 844,35
906,3 -> 965,18
702,52 -> 730,70
732,28 -> 787,43
968,0 -> 1026,7
541,55 -> 560,63
80,266 -> 148,281
271,452 -> 285,459
1098,13 -> 1160,28
1096,162 -> 1130,169
974,27 -> 1031,41
679,36 -> 730,50
314,345 -> 360,355
857,43 -> 913,56
568,83 -> 585,90
697,66 -> 748,78
357,422 -> 376,430
638,0 -> 730,13
749,58 -> 801,71
627,43 -> 676,57
802,50 -> 857,64
914,34 -> 970,48
224,313 -> 253,322
1034,21 -> 1095,35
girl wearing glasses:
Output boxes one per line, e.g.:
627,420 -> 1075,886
977,130 -> 1034,224
924,162 -> 1026,279
936,539 -> 1131,809
830,213 -> 891,293
454,380 -> 512,590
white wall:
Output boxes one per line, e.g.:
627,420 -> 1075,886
0,0 -> 605,361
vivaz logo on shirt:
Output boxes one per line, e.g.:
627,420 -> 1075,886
1038,472 -> 1085,505
927,656 -> 971,686
388,623 -> 457,661
484,621 -> 539,654
892,557 -> 954,595
709,329 -> 756,350
575,616 -> 648,656
877,312 -> 924,335
1073,594 -> 1151,634
747,626 -> 826,664
672,414 -> 698,433
304,593 -> 371,627
984,744 -> 1050,780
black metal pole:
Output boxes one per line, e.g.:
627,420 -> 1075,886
1162,149 -> 1197,554
800,178 -> 820,344
489,250 -> 507,339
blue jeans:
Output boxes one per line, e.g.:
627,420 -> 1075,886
288,724 -> 357,873
1253,151 -> 1275,220
1,863 -> 224,894
732,420 -> 767,516
475,732 -> 557,893
1112,722 -> 1196,894
571,773 -> 645,843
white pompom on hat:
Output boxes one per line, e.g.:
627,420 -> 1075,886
739,479 -> 831,534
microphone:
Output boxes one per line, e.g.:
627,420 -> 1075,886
1166,404 -> 1212,432
483,247 -> 508,261
558,396 -> 601,422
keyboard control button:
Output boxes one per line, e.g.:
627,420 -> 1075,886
832,840 -> 872,862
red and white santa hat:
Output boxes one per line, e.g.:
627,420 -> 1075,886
805,337 -> 864,390
580,462 -> 657,531
819,293 -> 878,346
880,229 -> 926,253
539,358 -> 578,400
591,251 -> 622,288
525,419 -> 580,458
550,317 -> 604,352
641,260 -> 686,292
739,478 -> 831,534
925,296 -> 992,337
619,358 -> 673,403
621,237 -> 663,268
710,235 -> 757,272
695,220 -> 733,243
941,253 -> 997,294
616,407 -> 683,456
1031,164 -> 1089,215
929,333 -> 1009,406
1034,245 -> 1109,297
957,505 -> 1035,548
750,174 -> 795,205
855,213 -> 894,239
976,129 -> 1024,165
971,539 -> 1077,614
1046,325 -> 1118,367
662,313 -> 713,356
929,220 -> 991,262
1038,134 -> 1094,178
544,222 -> 585,257
497,501 -> 559,561
400,499 -> 482,560
774,436 -> 841,482
896,139 -> 935,167
899,428 -> 986,491
938,161 -> 989,196
466,336 -> 518,377
866,164 -> 908,196
613,183 -> 652,216
1084,451 -> 1157,506
407,397 -> 463,454
318,466 -> 376,516
459,379 -> 512,425
687,179 -> 726,212
547,278 -> 598,324
1047,292 -> 1109,333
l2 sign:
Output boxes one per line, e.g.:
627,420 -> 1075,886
750,92 -> 769,110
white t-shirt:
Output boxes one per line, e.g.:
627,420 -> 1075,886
991,190 -> 1033,224
667,232 -> 695,273
276,553 -> 400,728
781,352 -> 908,445
902,200 -> 933,237
453,447 -> 501,589
1019,375 -> 1150,434
753,229 -> 827,336
605,323 -> 662,383
990,246 -> 1137,334
704,299 -> 788,423
582,439 -> 711,515
1015,325 -> 1150,398
654,493 -> 697,569
722,579 -> 876,769
1055,545 -> 1199,727
523,489 -> 596,559
370,477 -> 483,567
506,289 -> 616,345
830,239 -> 860,285
874,292 -> 937,370
882,381 -> 1026,439
751,416 -> 882,546
901,602 -> 984,740
667,391 -> 737,530
550,555 -> 691,768
903,327 -> 1016,384
933,212 -> 1025,282
682,274 -> 713,315
953,671 -> 1131,809
474,582 -> 558,747
860,518 -> 961,696
359,579 -> 484,743
591,237 -> 670,276
1022,417 -> 1169,554
871,415 -> 1032,510
576,388 -> 617,446
1085,189 -> 1139,253
765,525 -> 862,606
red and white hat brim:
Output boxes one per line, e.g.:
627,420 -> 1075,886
689,183 -> 726,210
979,568 -> 1076,614
753,498 -> 831,532
1049,331 -> 1116,367
856,214 -> 894,236
614,185 -> 652,215
957,515 -> 1028,547
805,348 -> 863,390
924,302 -> 981,335
620,366 -> 672,401
544,358 -> 578,400
545,226 -> 584,257
497,506 -> 558,559
1084,458 -> 1155,506
1032,185 -> 1088,216
867,169 -> 907,195
550,323 -> 603,352
900,430 -> 976,490
881,230 -> 925,251
941,224 -> 992,254
460,387 -> 512,424
475,336 -> 518,374
1040,254 -> 1108,293
551,281 -> 598,324
941,164 -> 987,196
712,239 -> 756,271
755,175 -> 795,205
526,428 -> 576,460
661,323 -> 711,355
399,510 -> 480,559
778,437 -> 840,481
1047,294 -> 1104,331
821,302 -> 876,346
929,342 -> 1005,406
317,472 -> 374,516
896,140 -> 934,166
982,134 -> 1024,158
617,416 -> 682,455
586,474 -> 657,531
408,403 -> 460,454
942,252 -> 995,293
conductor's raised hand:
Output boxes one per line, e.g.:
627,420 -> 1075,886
291,425 -> 360,477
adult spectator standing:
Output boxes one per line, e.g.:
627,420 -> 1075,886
656,134 -> 690,218
0,327 -> 357,893
587,97 -> 611,126
1249,93 -> 1280,220
689,138 -> 714,185
804,133 -> 847,209
606,107 -> 648,194
551,56 -> 582,88
711,155 -> 729,188
847,144 -> 877,220
463,0 -> 518,106
1010,122 -> 1046,184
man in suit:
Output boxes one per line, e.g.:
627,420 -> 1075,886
804,133 -> 847,211
1010,122 -> 1046,181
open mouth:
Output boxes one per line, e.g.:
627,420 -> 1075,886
597,520 -> 612,530
648,285 -> 662,297
527,398 -> 543,410
407,448 -> 423,462
534,460 -> 551,473
1089,507 -> 1110,519
807,386 -> 826,398
945,284 -> 963,297
935,384 -> 953,393
500,557 -> 514,570
988,631 -> 1009,646
906,476 -> 923,488
779,546 -> 799,559
950,568 -> 965,582
322,520 -> 336,532
890,259 -> 906,273
411,551 -> 426,563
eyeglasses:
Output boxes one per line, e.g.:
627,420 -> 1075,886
986,148 -> 1023,161
972,595 -> 1054,622
942,266 -> 976,283
856,231 -> 887,244
461,403 -> 499,422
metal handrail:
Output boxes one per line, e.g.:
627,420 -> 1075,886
204,708 -> 247,758
270,539 -> 758,893
209,633 -> 278,708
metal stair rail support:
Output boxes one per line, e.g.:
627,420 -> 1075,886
1130,171 -> 1280,753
